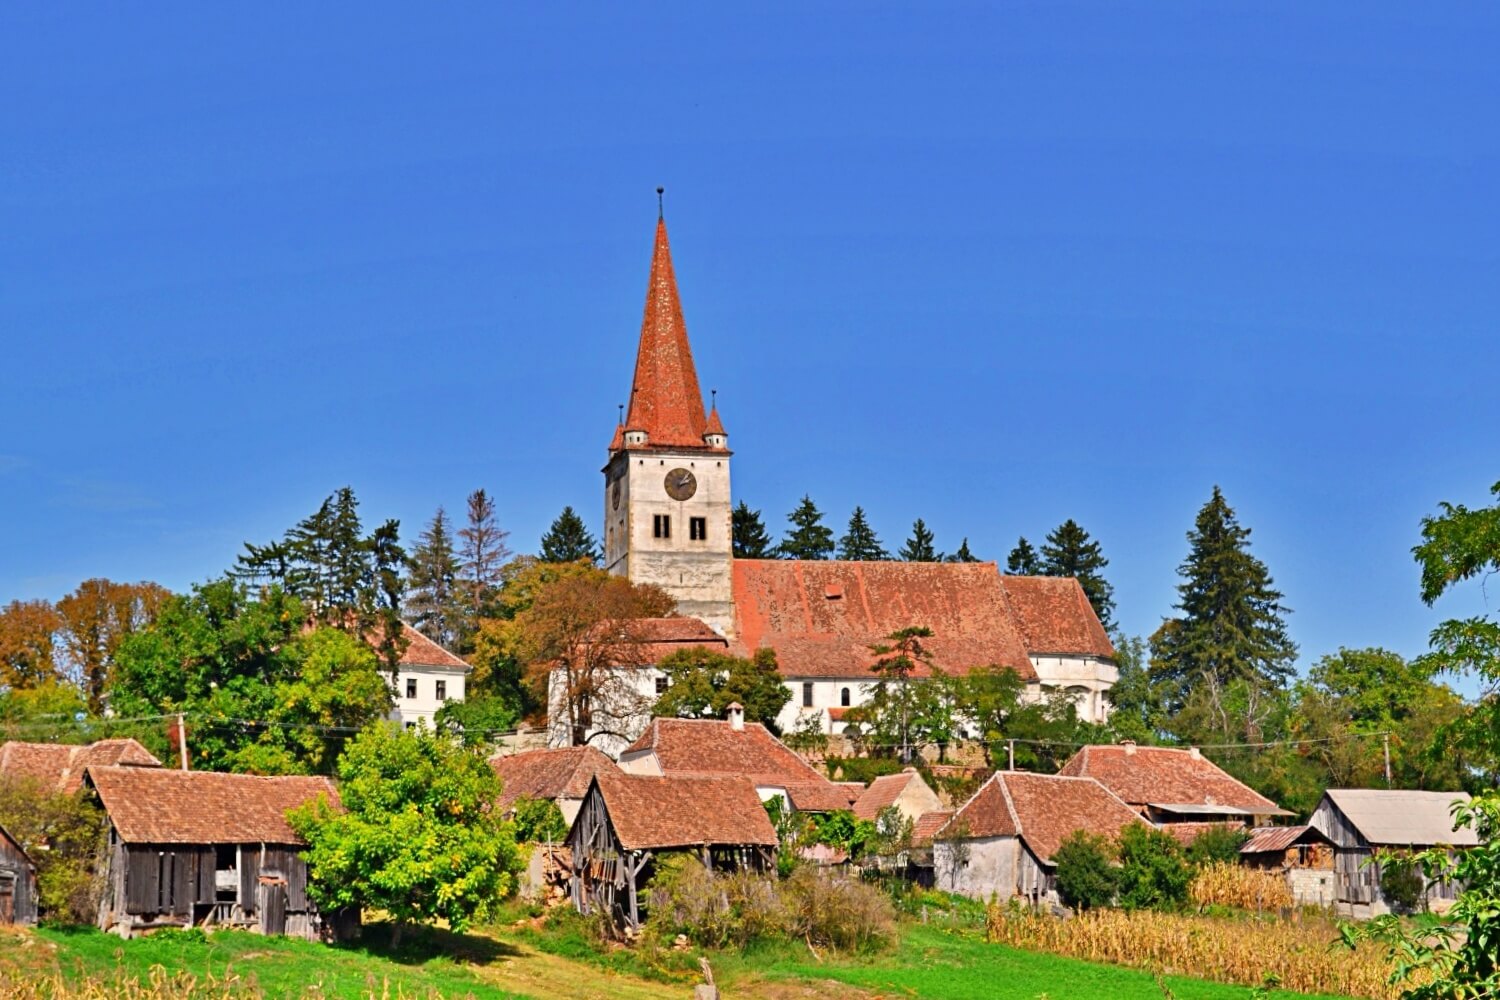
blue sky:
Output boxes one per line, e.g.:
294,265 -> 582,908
2,4 -> 1496,675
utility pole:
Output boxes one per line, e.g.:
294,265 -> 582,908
177,713 -> 189,771
1383,733 -> 1391,787
1007,739 -> 1015,771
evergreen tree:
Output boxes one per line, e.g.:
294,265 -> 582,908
1149,487 -> 1296,736
732,501 -> 775,558
458,489 -> 511,634
838,507 -> 888,560
898,518 -> 940,561
1006,536 -> 1041,575
778,495 -> 835,560
539,506 -> 599,564
406,507 -> 462,650
946,538 -> 979,563
1040,520 -> 1116,631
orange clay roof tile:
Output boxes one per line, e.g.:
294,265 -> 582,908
490,746 -> 618,811
588,771 -> 777,850
0,738 -> 162,795
940,771 -> 1143,864
86,766 -> 339,845
999,576 -> 1115,658
1057,745 -> 1282,814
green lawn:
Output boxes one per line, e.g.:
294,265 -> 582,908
15,925 -> 532,1000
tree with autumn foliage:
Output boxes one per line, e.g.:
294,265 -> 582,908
0,599 -> 64,690
483,563 -> 675,745
54,579 -> 170,712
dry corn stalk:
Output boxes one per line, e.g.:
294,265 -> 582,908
1189,861 -> 1294,910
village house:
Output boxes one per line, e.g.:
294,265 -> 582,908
932,771 -> 1142,904
566,769 -> 777,931
852,768 -> 944,827
1057,742 -> 1288,835
555,211 -> 1118,749
491,745 -> 618,827
0,821 -> 37,926
1240,825 -> 1337,907
617,704 -> 855,813
85,765 -> 350,940
0,737 -> 161,794
1308,788 -> 1476,917
384,623 -> 472,729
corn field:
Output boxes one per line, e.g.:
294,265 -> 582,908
986,904 -> 1402,999
0,969 -> 452,1000
1190,861 -> 1294,911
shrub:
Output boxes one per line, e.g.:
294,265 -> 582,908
510,795 -> 567,843
1186,825 -> 1250,867
810,810 -> 877,861
781,866 -> 895,952
1376,853 -> 1425,914
1054,830 -> 1119,911
1117,823 -> 1192,910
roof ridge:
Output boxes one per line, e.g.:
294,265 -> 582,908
995,772 -> 1022,835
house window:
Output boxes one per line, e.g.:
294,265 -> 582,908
841,687 -> 851,707
435,680 -> 447,701
653,514 -> 671,539
655,676 -> 669,695
690,516 -> 707,540
405,678 -> 417,699
802,682 -> 814,708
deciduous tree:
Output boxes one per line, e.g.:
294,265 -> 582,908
838,507 -> 888,560
732,501 -> 775,558
652,647 -> 790,733
0,599 -> 63,690
53,580 -> 170,712
779,495 -> 835,561
539,506 -> 599,564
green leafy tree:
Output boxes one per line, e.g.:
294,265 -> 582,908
0,776 -> 108,924
434,693 -> 522,747
290,724 -> 522,947
779,495 -> 835,560
1054,830 -> 1121,911
1116,823 -> 1192,910
1149,487 -> 1296,743
732,502 -> 775,558
859,627 -> 933,763
838,507 -> 888,560
1006,537 -> 1041,575
945,538 -> 979,563
405,507 -> 463,650
898,518 -> 940,562
652,647 -> 791,733
1185,825 -> 1249,867
510,795 -> 568,843
0,682 -> 88,744
1102,635 -> 1165,743
1040,520 -> 1116,631
539,506 -> 599,564
946,665 -> 1090,772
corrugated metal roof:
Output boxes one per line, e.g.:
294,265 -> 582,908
1241,825 -> 1314,854
1324,789 -> 1478,847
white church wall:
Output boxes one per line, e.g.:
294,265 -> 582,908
1027,654 -> 1118,723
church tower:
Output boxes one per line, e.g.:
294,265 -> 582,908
603,202 -> 735,636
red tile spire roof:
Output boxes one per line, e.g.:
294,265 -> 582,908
617,216 -> 722,452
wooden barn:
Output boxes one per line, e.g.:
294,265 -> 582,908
0,821 -> 37,926
1308,788 -> 1476,917
1240,825 -> 1336,906
85,765 -> 351,940
567,770 -> 777,931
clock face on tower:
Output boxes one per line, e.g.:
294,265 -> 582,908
664,468 -> 697,501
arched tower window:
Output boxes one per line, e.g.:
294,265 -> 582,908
840,687 -> 851,707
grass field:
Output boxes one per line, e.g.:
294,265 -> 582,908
0,918 -> 1362,1000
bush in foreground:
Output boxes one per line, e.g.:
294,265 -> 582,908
1053,830 -> 1119,911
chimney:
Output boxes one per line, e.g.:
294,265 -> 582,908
1188,746 -> 1201,759
1120,739 -> 1137,756
727,702 -> 744,731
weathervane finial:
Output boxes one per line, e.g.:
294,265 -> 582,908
656,186 -> 664,220
617,403 -> 624,424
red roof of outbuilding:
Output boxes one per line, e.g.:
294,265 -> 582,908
852,770 -> 924,821
618,218 -> 721,452
86,766 -> 338,845
729,560 -> 1037,680
999,576 -> 1115,659
587,771 -> 777,850
490,746 -> 618,811
938,771 -> 1142,864
1057,745 -> 1282,815
0,738 -> 162,795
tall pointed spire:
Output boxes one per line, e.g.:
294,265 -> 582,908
619,206 -> 721,450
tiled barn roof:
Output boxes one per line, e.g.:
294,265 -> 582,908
490,746 -> 618,811
998,576 -> 1115,659
590,771 -> 777,850
912,810 -> 954,847
938,771 -> 1142,865
0,738 -> 162,795
86,766 -> 338,845
1057,744 -> 1282,815
616,218 -> 723,452
729,560 -> 1038,680
622,717 -> 854,812
852,770 -> 922,821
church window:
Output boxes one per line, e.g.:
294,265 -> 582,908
405,678 -> 417,699
653,514 -> 671,539
840,687 -> 851,706
802,682 -> 814,707
690,517 -> 707,540
436,680 -> 447,701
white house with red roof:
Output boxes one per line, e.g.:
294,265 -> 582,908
385,623 -> 472,728
557,207 -> 1118,750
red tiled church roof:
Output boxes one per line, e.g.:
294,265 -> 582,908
939,771 -> 1142,864
729,560 -> 1037,680
616,217 -> 724,452
0,738 -> 162,795
1057,744 -> 1282,815
490,746 -> 618,811
589,771 -> 777,850
999,576 -> 1115,659
622,718 -> 854,812
86,766 -> 338,845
